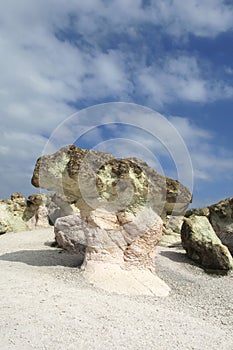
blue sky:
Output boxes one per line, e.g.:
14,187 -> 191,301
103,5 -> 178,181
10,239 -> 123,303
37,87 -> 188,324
0,0 -> 232,208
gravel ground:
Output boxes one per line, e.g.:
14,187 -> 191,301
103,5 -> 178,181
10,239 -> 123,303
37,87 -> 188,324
0,228 -> 232,350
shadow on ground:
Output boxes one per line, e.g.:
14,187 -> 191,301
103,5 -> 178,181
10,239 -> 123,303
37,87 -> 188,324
159,249 -> 198,266
0,249 -> 83,267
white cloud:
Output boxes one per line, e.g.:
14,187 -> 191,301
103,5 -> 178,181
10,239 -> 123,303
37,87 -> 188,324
80,51 -> 133,100
138,55 -> 233,105
0,131 -> 48,198
68,0 -> 233,39
138,56 -> 207,105
169,116 -> 212,144
150,0 -> 233,38
0,0 -> 232,201
170,116 -> 233,182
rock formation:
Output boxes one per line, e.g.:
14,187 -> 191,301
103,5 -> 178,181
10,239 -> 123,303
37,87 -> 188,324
0,192 -> 80,234
32,145 -> 192,218
30,145 -> 193,295
55,207 -> 163,269
160,215 -> 184,246
207,198 -> 233,255
31,145 -> 193,249
0,193 -> 52,234
0,193 -> 29,234
186,198 -> 233,255
55,207 -> 171,296
23,193 -> 50,228
181,215 -> 233,271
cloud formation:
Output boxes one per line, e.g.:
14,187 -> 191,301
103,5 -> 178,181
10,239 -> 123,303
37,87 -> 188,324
0,0 -> 232,205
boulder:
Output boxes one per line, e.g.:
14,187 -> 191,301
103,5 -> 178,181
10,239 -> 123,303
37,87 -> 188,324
0,191 -> 83,234
0,193 -> 30,233
55,207 -> 170,296
48,193 -> 80,225
23,193 -> 50,228
31,145 -> 192,218
208,198 -> 233,255
19,193 -> 53,229
186,198 -> 233,255
160,215 -> 184,246
0,193 -> 51,233
181,215 -> 233,271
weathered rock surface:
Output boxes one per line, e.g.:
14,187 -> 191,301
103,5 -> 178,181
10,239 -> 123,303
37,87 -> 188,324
160,215 -> 184,246
23,193 -> 50,228
181,215 -> 233,271
55,207 -> 163,270
0,193 -> 30,234
55,207 -> 170,296
207,198 -> 233,255
0,192 -> 80,234
186,198 -> 233,255
31,145 -> 192,295
46,193 -> 80,225
32,145 -> 192,218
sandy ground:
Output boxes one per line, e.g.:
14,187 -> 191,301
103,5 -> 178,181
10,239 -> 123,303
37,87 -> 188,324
0,228 -> 233,350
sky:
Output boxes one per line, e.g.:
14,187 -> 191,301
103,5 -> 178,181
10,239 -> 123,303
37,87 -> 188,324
0,0 -> 232,208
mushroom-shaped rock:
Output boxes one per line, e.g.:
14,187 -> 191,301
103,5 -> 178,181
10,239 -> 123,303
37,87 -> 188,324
31,145 -> 192,295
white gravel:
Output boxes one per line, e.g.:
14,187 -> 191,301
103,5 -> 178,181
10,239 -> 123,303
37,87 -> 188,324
0,228 -> 232,350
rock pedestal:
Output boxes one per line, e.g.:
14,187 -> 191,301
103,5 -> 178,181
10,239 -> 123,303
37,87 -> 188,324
55,207 -> 163,270
55,207 -> 170,296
